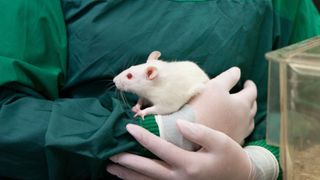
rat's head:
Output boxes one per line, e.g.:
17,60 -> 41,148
113,64 -> 159,95
113,51 -> 163,95
113,63 -> 160,95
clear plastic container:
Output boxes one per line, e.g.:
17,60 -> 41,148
266,36 -> 320,180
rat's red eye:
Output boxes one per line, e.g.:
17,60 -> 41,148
126,73 -> 133,80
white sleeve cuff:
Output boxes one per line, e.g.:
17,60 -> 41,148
244,145 -> 279,180
155,105 -> 197,151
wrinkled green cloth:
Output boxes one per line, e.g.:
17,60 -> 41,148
0,0 -> 67,99
0,0 -> 319,179
273,0 -> 320,44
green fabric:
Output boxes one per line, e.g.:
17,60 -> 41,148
273,0 -> 320,44
0,0 -> 319,179
0,1 -> 155,179
0,0 -> 67,99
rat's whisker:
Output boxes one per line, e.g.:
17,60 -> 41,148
105,83 -> 116,91
120,91 -> 132,111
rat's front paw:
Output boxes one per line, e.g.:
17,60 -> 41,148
132,104 -> 141,113
134,110 -> 148,120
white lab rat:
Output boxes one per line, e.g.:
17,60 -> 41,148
113,51 -> 210,118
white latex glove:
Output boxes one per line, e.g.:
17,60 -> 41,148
189,67 -> 257,143
107,121 -> 254,180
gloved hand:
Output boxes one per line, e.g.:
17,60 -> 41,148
189,67 -> 257,143
107,121 -> 254,180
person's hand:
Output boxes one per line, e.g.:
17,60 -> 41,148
189,67 -> 257,143
107,121 -> 254,180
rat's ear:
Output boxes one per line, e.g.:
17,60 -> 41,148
147,51 -> 161,62
145,66 -> 158,80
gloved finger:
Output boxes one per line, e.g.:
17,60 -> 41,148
209,67 -> 241,91
233,80 -> 257,106
107,163 -> 153,180
109,153 -> 171,179
249,101 -> 257,121
247,101 -> 257,135
176,120 -> 229,151
246,117 -> 255,138
125,124 -> 191,167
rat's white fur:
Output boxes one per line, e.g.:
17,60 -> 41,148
113,51 -> 209,118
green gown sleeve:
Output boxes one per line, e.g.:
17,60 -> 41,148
0,1 -> 158,179
0,86 -> 157,180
